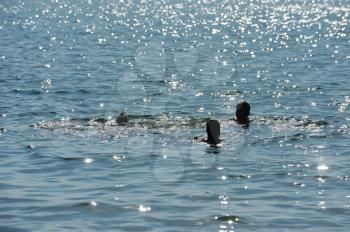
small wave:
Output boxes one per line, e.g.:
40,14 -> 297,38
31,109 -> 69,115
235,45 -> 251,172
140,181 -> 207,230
36,115 -> 208,131
36,115 -> 328,131
18,111 -> 57,117
315,175 -> 330,180
225,174 -> 251,179
54,90 -> 70,94
250,132 -> 307,145
35,114 -> 331,145
252,116 -> 328,128
13,89 -> 42,95
337,175 -> 350,181
77,89 -> 91,94
0,226 -> 30,232
214,214 -> 246,224
61,157 -> 82,161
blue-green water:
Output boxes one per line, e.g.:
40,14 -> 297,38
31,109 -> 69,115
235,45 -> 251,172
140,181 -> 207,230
1,0 -> 350,231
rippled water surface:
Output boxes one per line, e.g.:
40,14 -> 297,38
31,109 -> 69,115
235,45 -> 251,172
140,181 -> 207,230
1,0 -> 350,231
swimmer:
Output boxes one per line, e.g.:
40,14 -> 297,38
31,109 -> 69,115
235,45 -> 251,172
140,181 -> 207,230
235,101 -> 250,125
194,119 -> 221,146
116,111 -> 128,126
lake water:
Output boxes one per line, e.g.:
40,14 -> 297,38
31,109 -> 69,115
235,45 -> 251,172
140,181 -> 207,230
0,0 -> 350,231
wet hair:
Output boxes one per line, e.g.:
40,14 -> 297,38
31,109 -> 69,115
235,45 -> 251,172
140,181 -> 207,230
236,101 -> 250,124
116,111 -> 128,126
206,120 -> 221,145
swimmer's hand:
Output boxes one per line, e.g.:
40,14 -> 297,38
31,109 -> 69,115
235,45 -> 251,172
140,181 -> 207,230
193,136 -> 209,143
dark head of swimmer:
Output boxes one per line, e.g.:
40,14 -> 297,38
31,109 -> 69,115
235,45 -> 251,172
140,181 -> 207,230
205,119 -> 221,145
235,101 -> 250,125
116,111 -> 128,126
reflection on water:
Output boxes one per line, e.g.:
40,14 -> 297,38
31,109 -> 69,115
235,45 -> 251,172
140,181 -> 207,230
1,0 -> 350,231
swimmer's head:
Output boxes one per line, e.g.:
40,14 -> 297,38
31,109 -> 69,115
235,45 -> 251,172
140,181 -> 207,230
236,101 -> 250,124
116,111 -> 128,126
206,119 -> 221,145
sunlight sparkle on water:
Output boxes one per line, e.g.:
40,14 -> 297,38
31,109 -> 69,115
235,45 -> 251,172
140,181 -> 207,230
113,154 -> 126,161
84,158 -> 94,164
2,0 -> 350,230
139,205 -> 151,212
90,201 -> 97,207
317,164 -> 329,171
